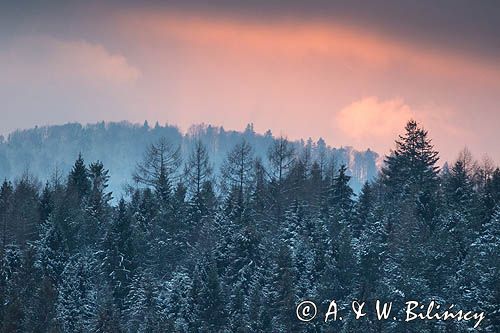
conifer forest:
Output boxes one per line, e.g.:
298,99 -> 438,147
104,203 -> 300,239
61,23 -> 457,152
0,120 -> 499,332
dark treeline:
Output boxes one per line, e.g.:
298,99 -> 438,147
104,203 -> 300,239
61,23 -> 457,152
0,120 -> 499,332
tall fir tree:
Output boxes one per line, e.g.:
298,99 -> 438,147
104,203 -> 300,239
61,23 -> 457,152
67,153 -> 91,202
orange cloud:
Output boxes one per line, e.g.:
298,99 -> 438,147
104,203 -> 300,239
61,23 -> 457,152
115,10 -> 500,86
334,97 -> 413,152
333,97 -> 472,164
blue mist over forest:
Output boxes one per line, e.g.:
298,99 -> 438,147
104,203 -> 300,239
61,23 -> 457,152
0,121 -> 378,197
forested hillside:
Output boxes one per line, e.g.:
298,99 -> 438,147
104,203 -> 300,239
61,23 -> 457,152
0,120 -> 499,332
0,122 -> 378,196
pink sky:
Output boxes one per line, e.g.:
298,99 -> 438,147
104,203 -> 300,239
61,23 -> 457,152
1,5 -> 499,164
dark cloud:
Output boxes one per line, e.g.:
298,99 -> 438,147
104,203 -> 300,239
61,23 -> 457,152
1,1 -> 499,59
159,0 -> 500,60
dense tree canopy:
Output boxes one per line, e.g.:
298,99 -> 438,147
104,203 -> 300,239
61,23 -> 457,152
0,120 -> 498,332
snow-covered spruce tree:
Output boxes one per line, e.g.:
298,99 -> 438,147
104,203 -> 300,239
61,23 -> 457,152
101,199 -> 136,313
9,174 -> 41,247
67,153 -> 91,204
87,161 -> 112,230
457,206 -> 500,331
381,119 -> 441,231
0,245 -> 25,332
325,164 -> 355,227
34,214 -> 68,283
353,181 -> 374,239
482,167 -> 500,222
124,270 -> 164,333
191,254 -> 227,332
0,179 -> 13,255
269,243 -> 297,332
376,120 -> 442,332
56,252 -> 98,331
434,157 -> 482,299
39,182 -> 53,225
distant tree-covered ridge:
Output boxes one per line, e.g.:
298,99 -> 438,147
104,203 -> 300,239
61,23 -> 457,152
0,120 -> 498,332
0,121 -> 378,196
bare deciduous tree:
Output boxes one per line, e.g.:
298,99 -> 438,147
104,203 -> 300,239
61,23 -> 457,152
220,140 -> 254,196
133,138 -> 181,191
184,140 -> 213,197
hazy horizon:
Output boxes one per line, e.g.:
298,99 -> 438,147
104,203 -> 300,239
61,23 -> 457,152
1,118 -> 494,168
1,1 -> 499,163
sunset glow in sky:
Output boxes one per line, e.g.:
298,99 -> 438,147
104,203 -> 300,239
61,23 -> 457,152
1,1 -> 499,163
